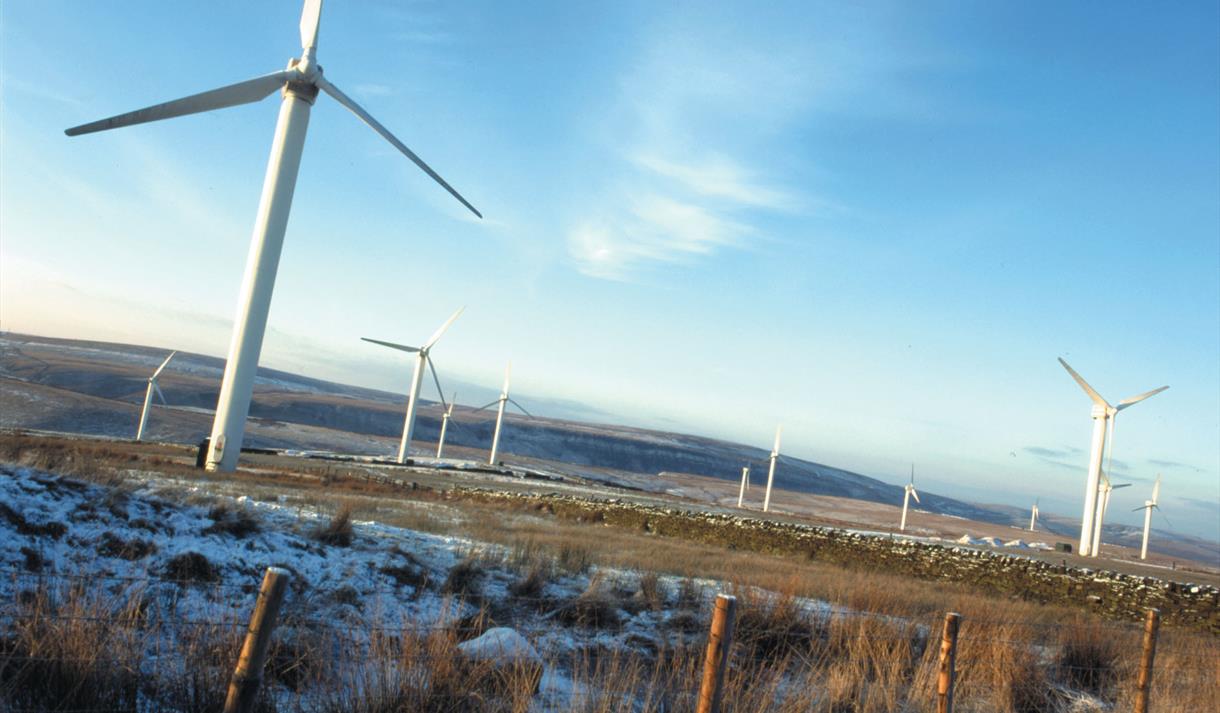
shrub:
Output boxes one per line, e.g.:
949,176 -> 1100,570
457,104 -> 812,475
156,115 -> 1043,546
314,503 -> 354,547
164,552 -> 219,583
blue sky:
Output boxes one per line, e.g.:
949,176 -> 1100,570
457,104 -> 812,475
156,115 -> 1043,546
2,1 -> 1217,541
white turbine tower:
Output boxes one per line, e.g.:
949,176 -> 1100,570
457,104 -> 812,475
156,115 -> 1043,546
363,308 -> 463,463
1058,358 -> 1167,556
899,464 -> 921,532
762,426 -> 782,513
436,393 -> 457,459
1133,475 -> 1166,561
480,363 -> 532,465
1090,477 -> 1132,556
737,466 -> 750,508
135,352 -> 176,441
1028,499 -> 1040,532
66,0 -> 482,472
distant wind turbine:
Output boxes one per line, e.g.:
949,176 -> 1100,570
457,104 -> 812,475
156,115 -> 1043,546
1028,499 -> 1040,532
135,352 -> 176,441
1058,358 -> 1167,556
363,308 -> 463,463
65,0 -> 482,472
737,466 -> 750,508
479,363 -> 532,465
436,393 -> 457,459
1132,474 -> 1168,561
762,426 -> 782,513
899,464 -> 921,532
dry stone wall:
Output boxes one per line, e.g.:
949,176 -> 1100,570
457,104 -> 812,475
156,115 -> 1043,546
451,488 -> 1220,634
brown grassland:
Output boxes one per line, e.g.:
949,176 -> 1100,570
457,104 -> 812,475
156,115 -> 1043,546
1,432 -> 1217,712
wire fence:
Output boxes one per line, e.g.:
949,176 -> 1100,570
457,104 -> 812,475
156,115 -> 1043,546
1,567 -> 1213,713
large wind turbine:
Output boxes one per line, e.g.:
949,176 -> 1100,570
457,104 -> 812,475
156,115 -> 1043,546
436,393 -> 457,459
762,426 -> 782,513
1058,359 -> 1167,556
899,464 -> 921,532
1028,499 -> 1040,532
66,0 -> 482,472
479,363 -> 532,465
363,308 -> 464,463
1133,475 -> 1166,560
135,352 -> 176,441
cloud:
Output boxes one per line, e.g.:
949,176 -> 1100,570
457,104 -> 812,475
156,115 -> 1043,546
1147,458 -> 1203,472
1023,445 -> 1083,459
632,153 -> 797,211
568,194 -> 750,280
353,83 -> 394,98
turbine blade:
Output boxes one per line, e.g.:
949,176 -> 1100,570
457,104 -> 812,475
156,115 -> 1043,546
315,76 -> 482,218
1111,483 -> 1132,490
1116,385 -> 1169,411
1152,474 -> 1161,504
910,489 -> 920,504
772,425 -> 782,454
503,362 -> 512,394
424,306 -> 465,349
153,382 -> 167,405
300,0 -> 323,52
1156,508 -> 1173,530
1057,358 -> 1111,409
65,70 -> 292,136
476,400 -> 499,411
151,351 -> 177,380
426,357 -> 448,413
508,398 -> 533,418
361,337 -> 420,353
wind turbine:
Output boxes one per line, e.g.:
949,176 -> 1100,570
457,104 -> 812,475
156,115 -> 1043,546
479,363 -> 532,465
1028,499 -> 1040,532
66,0 -> 482,472
737,466 -> 750,508
363,308 -> 464,463
436,393 -> 457,459
762,426 -> 782,513
1057,358 -> 1167,556
1133,475 -> 1166,560
899,464 -> 921,532
135,352 -> 176,441
1090,477 -> 1132,556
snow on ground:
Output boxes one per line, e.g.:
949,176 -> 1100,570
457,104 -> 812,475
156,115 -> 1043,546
0,464 -> 839,709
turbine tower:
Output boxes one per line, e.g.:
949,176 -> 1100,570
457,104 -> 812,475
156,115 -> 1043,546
762,425 -> 782,513
1028,499 -> 1040,532
135,352 -> 176,441
1058,358 -> 1167,556
479,363 -> 532,465
66,0 -> 482,472
363,307 -> 464,463
1090,477 -> 1131,556
737,466 -> 750,508
1133,475 -> 1165,561
436,393 -> 457,459
899,464 -> 921,532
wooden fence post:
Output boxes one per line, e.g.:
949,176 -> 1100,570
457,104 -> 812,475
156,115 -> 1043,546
696,594 -> 738,713
1133,608 -> 1160,713
223,567 -> 290,713
936,612 -> 961,713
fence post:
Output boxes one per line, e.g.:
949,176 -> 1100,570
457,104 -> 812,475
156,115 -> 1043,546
223,567 -> 290,713
696,594 -> 738,713
936,612 -> 961,713
1133,608 -> 1160,713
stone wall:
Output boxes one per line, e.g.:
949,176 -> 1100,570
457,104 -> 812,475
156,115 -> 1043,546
452,488 -> 1220,634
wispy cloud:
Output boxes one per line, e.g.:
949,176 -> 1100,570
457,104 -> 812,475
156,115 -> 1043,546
631,153 -> 797,211
353,83 -> 395,98
569,194 -> 750,280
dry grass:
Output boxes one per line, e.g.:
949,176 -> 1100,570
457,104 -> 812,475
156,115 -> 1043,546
3,433 -> 1218,712
313,501 -> 355,547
